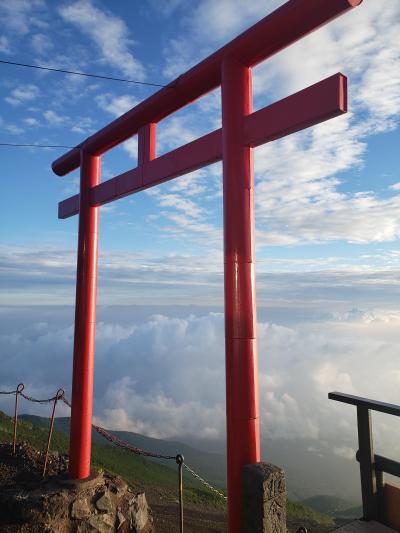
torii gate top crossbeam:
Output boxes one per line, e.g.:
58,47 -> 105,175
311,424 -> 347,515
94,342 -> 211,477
52,0 -> 361,177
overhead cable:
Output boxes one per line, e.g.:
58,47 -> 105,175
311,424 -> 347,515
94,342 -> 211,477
0,142 -> 75,149
0,59 -> 170,88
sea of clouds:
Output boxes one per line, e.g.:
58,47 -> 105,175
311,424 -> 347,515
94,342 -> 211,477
1,302 -> 400,467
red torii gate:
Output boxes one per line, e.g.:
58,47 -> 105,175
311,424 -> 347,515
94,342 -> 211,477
53,0 -> 362,530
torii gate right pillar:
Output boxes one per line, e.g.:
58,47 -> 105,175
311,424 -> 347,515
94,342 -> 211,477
222,59 -> 260,531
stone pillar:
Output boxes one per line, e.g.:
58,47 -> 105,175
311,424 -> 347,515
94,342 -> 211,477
242,462 -> 287,533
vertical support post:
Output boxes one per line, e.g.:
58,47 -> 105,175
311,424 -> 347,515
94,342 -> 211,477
357,406 -> 378,520
221,58 -> 260,532
138,122 -> 156,185
176,454 -> 184,533
138,123 -> 156,167
43,388 -> 64,477
12,383 -> 24,454
69,150 -> 100,479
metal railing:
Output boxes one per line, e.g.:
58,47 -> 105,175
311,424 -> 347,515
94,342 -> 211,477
329,391 -> 400,523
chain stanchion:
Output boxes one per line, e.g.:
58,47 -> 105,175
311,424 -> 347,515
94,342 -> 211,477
12,383 -> 24,454
176,454 -> 184,533
42,388 -> 65,477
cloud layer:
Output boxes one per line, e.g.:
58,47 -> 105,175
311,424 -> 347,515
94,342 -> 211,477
1,306 -> 400,466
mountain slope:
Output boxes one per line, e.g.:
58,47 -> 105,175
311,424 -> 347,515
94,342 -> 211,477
20,414 -> 227,487
11,412 -> 336,531
302,495 -> 362,518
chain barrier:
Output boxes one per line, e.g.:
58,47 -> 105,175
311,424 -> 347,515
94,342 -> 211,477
1,384 -> 229,533
183,462 -> 227,501
62,396 -> 72,408
20,391 -> 61,404
92,424 -> 176,460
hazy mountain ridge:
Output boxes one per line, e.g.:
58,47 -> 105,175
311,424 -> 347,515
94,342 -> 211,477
21,413 -> 362,505
302,495 -> 362,519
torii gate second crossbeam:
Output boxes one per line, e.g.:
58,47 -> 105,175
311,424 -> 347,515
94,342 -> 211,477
52,1 -> 363,530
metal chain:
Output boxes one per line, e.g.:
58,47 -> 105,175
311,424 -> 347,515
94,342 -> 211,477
183,462 -> 227,501
93,424 -> 176,460
62,396 -> 72,408
20,392 -> 60,404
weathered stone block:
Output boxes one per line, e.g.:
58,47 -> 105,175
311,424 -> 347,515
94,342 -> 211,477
71,497 -> 91,519
242,462 -> 287,533
95,490 -> 113,513
129,492 -> 150,531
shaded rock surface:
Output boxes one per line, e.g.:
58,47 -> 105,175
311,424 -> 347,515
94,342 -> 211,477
0,442 -> 155,532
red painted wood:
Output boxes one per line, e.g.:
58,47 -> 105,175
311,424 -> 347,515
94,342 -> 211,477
52,0 -> 360,176
59,73 -> 346,219
138,123 -> 157,166
221,58 -> 260,532
68,151 -> 100,479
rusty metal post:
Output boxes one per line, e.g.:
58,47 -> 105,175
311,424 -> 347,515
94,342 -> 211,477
43,388 -> 64,477
69,150 -> 100,479
12,383 -> 24,454
176,454 -> 184,533
221,58 -> 260,532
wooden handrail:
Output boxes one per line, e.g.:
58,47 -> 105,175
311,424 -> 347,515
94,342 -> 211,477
328,392 -> 400,417
329,391 -> 400,524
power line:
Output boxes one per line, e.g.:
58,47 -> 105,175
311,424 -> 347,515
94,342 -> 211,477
0,59 -> 170,88
0,142 -> 75,149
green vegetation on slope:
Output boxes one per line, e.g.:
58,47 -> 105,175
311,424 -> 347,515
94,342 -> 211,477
302,495 -> 362,519
0,411 -> 224,510
20,414 -> 227,488
287,500 -> 334,527
1,411 -> 335,528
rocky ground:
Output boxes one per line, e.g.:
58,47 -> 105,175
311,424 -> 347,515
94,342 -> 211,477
0,442 -> 154,532
0,441 -> 335,532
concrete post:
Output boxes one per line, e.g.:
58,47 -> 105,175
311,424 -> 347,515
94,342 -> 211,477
242,463 -> 287,533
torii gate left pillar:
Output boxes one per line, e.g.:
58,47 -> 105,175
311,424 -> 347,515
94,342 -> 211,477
52,1 -> 363,529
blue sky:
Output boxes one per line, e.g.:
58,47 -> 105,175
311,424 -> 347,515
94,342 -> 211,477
1,0 -> 400,493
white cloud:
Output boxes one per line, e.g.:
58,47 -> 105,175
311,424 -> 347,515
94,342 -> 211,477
162,0 -> 281,77
0,0 -> 46,35
253,117 -> 400,245
71,116 -> 95,135
59,0 -> 145,79
23,117 -> 40,127
5,85 -> 41,106
334,446 -> 356,461
4,124 -> 25,135
188,0 -> 280,43
44,110 -> 66,126
95,94 -> 138,117
0,35 -> 10,53
31,33 -> 53,55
